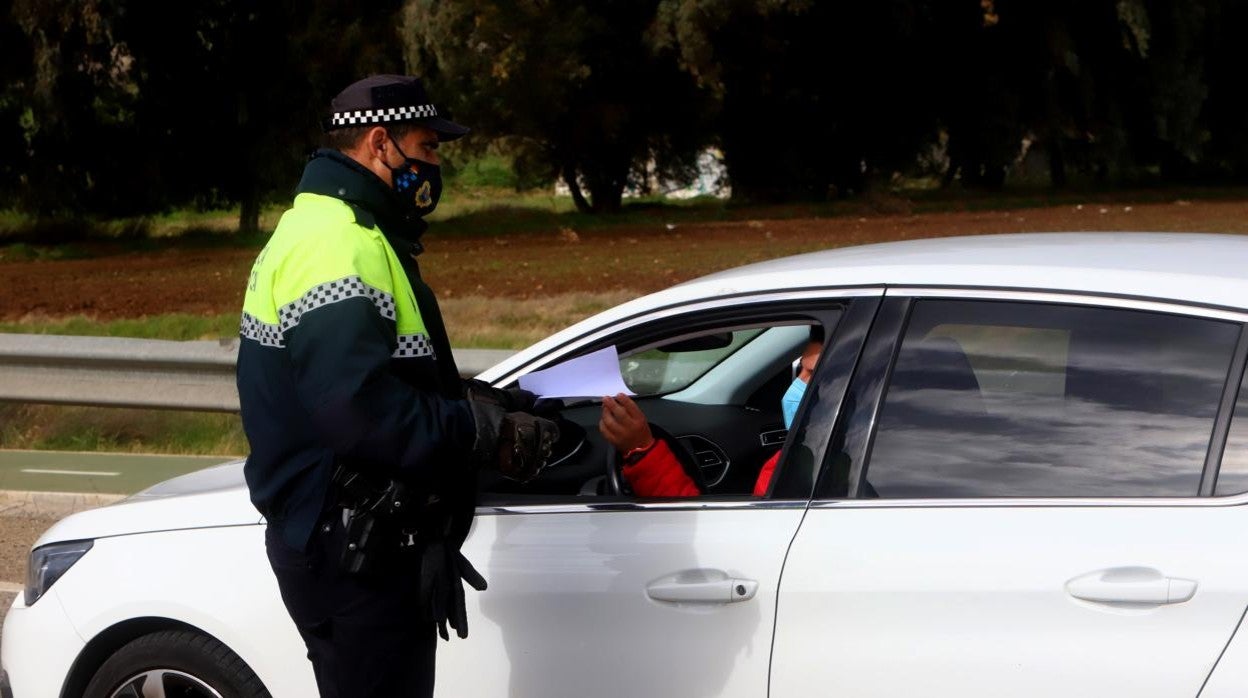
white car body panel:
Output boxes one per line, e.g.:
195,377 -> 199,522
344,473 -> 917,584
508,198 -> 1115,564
32,460 -> 257,546
25,489 -> 804,698
439,505 -> 804,697
1,590 -> 85,697
1200,604 -> 1248,696
772,503 -> 1248,697
49,524 -> 318,697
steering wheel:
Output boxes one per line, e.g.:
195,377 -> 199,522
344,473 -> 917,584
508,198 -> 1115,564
605,445 -> 634,497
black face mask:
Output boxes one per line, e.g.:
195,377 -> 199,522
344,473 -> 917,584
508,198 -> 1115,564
387,134 -> 442,217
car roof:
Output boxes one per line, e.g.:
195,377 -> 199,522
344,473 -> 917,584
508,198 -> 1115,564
680,232 -> 1248,311
479,232 -> 1248,383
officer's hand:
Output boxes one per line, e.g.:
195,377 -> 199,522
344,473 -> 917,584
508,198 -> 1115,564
464,378 -> 540,413
495,411 -> 560,482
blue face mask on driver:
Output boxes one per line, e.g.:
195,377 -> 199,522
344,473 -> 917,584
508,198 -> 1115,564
781,378 -> 806,429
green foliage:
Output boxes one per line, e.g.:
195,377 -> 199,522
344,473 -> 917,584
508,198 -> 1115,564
443,152 -> 519,189
5,0 -> 406,229
652,0 -> 944,200
405,0 -> 714,213
5,0 -> 1248,227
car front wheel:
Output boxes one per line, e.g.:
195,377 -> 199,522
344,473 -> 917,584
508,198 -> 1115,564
84,629 -> 270,698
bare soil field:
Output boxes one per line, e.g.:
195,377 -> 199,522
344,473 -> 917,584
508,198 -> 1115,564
2,199 -> 1246,321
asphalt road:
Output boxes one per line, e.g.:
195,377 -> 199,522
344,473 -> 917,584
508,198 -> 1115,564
0,450 -> 236,495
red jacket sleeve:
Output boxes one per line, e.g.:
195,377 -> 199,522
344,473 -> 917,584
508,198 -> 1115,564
622,440 -> 702,497
753,451 -> 781,496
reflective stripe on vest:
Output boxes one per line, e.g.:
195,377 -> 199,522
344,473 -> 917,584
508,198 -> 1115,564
240,193 -> 431,358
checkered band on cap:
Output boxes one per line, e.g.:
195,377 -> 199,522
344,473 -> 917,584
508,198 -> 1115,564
330,104 -> 438,127
240,312 -> 284,347
278,276 -> 395,333
393,333 -> 434,359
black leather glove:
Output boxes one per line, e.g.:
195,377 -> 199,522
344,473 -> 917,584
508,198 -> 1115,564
468,401 -> 560,482
464,378 -> 538,413
465,379 -> 567,421
496,411 -> 560,482
420,538 -> 488,641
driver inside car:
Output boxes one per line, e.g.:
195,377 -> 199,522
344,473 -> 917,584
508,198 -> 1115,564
599,327 -> 823,497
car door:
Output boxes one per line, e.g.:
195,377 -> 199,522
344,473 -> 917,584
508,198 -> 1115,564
435,291 -> 881,698
771,292 -> 1248,698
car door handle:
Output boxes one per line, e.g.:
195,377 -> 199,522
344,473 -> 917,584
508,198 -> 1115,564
1066,567 -> 1197,605
646,569 -> 758,604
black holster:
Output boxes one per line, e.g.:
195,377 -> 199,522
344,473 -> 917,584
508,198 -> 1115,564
331,466 -> 417,575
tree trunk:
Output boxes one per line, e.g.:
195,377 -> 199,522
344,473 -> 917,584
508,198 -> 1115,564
562,166 -> 592,214
587,179 -> 623,214
239,191 -> 261,235
1048,138 -> 1068,188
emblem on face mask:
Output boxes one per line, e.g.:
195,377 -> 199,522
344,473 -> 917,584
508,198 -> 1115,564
414,180 -> 433,209
385,134 -> 443,216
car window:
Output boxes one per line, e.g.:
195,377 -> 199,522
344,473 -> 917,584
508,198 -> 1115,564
476,308 -> 842,502
864,299 -> 1239,498
1216,369 -> 1248,495
619,328 -> 765,395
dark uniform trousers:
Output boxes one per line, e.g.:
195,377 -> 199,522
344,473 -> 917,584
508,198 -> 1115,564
265,515 -> 436,698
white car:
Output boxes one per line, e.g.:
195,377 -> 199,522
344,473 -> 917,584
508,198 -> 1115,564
7,232 -> 1248,698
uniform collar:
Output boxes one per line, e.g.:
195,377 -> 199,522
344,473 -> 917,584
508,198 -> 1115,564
296,148 -> 428,254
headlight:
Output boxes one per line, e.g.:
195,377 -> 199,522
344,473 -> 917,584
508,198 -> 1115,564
24,539 -> 93,607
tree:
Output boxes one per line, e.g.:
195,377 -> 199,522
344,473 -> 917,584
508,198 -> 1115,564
1204,0 -> 1248,178
0,0 -> 33,203
9,0 -> 145,216
405,0 -> 713,213
108,0 -> 407,232
8,0 -> 406,230
651,0 -> 943,202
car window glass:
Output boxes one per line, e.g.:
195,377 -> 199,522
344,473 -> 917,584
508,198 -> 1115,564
865,300 -> 1239,498
1216,368 -> 1248,495
620,328 -> 765,395
477,313 -> 838,502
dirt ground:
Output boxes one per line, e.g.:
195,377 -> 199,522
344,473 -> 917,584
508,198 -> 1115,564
0,514 -> 59,637
2,198 -> 1247,321
1,515 -> 57,583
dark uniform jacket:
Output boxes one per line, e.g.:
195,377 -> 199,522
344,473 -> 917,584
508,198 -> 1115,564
237,149 -> 476,553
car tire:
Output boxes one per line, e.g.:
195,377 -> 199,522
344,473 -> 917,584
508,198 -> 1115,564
83,629 -> 270,698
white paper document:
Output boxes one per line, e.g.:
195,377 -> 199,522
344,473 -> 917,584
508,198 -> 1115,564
518,346 -> 635,400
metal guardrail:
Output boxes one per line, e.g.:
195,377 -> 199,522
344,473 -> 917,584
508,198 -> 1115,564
0,334 -> 516,412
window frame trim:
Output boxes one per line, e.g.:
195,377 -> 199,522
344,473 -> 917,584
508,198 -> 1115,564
816,287 -> 1248,505
490,286 -> 885,388
1205,328 -> 1248,496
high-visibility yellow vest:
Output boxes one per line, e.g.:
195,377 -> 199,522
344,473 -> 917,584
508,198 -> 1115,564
240,192 -> 431,358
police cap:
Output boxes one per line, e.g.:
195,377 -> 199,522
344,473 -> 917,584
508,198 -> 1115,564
325,74 -> 469,141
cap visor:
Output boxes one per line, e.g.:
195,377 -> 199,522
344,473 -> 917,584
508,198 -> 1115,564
420,116 -> 470,142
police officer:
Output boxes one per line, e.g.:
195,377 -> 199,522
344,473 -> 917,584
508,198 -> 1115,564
237,74 -> 558,698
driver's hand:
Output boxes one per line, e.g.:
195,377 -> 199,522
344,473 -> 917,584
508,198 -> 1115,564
599,394 -> 654,455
